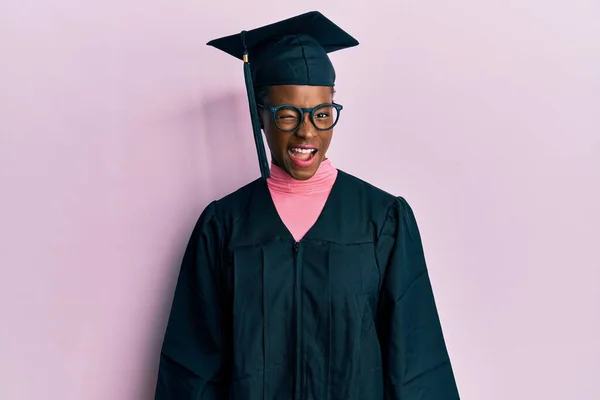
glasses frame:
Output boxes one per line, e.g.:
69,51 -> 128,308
257,102 -> 343,133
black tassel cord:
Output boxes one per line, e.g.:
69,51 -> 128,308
243,58 -> 270,179
241,31 -> 270,179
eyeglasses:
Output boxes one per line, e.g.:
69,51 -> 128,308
257,103 -> 343,133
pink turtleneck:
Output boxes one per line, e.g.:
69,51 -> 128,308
266,159 -> 338,242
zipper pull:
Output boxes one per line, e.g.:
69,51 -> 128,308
294,242 -> 300,252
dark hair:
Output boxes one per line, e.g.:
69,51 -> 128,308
254,86 -> 270,105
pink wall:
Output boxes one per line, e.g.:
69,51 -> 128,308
1,1 -> 599,399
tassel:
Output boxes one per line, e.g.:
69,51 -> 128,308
241,31 -> 270,179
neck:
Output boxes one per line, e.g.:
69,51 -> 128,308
267,159 -> 338,194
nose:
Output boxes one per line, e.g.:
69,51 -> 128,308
295,112 -> 316,139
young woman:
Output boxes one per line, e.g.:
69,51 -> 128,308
155,11 -> 460,400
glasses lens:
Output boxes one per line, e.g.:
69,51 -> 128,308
275,106 -> 301,131
312,104 -> 339,130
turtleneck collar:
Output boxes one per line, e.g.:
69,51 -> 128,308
267,159 -> 338,194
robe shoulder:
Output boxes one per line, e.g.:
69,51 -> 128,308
335,170 -> 407,212
323,170 -> 415,243
211,178 -> 264,225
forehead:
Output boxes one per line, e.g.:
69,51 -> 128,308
269,85 -> 333,106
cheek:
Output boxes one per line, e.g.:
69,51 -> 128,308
320,132 -> 334,153
264,125 -> 289,153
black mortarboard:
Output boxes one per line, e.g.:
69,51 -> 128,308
207,11 -> 359,179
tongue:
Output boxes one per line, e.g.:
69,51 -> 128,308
291,150 -> 312,161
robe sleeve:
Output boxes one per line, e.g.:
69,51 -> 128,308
376,197 -> 460,399
155,201 -> 229,399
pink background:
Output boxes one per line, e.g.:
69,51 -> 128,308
1,1 -> 599,399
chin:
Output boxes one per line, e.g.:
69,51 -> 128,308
292,171 -> 315,181
287,162 -> 320,181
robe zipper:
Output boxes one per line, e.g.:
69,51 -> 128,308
294,241 -> 302,400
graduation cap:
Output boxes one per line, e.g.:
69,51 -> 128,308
207,11 -> 359,179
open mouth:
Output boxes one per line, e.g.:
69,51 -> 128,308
289,147 -> 317,160
288,147 -> 319,167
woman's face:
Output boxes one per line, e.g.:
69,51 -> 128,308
259,85 -> 334,181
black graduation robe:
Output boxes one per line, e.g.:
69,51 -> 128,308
155,170 -> 459,399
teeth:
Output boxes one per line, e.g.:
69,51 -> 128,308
291,148 -> 315,154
